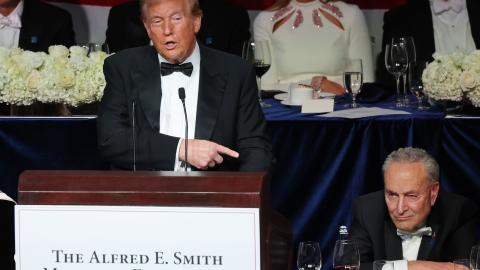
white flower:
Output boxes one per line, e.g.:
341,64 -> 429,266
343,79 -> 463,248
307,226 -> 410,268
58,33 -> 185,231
459,70 -> 477,92
48,45 -> 69,58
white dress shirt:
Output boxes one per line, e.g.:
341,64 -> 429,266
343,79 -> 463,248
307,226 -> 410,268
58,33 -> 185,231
430,0 -> 476,54
158,43 -> 200,171
392,235 -> 424,270
0,0 -> 23,48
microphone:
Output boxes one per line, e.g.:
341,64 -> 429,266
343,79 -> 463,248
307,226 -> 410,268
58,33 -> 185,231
132,99 -> 136,171
178,87 -> 188,172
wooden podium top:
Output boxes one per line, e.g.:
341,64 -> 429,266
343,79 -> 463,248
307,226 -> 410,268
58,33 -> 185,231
18,170 -> 270,208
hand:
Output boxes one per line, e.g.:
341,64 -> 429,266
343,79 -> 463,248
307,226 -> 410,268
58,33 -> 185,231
310,76 -> 346,95
408,261 -> 455,270
179,139 -> 239,170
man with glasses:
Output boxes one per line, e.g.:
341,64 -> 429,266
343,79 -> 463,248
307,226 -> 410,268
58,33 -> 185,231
350,147 -> 479,270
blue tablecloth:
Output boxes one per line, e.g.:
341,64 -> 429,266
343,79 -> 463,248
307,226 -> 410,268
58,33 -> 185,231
1,99 -> 479,269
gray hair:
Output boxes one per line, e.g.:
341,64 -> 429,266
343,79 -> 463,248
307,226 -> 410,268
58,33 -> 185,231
140,0 -> 202,21
382,147 -> 439,183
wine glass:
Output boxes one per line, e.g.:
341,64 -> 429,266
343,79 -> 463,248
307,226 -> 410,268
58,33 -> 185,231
297,241 -> 322,270
242,39 -> 271,108
343,59 -> 363,108
471,245 -> 480,270
385,42 -> 409,108
85,43 -> 110,55
332,240 -> 360,270
397,36 -> 416,105
409,60 -> 429,110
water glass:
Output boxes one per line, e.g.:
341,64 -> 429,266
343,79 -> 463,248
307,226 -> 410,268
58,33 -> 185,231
333,240 -> 360,270
409,60 -> 429,110
343,59 -> 363,108
398,36 -> 416,104
373,260 -> 394,270
297,241 -> 322,270
471,245 -> 480,270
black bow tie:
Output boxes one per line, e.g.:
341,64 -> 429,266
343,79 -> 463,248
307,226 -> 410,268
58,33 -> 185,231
160,62 -> 193,76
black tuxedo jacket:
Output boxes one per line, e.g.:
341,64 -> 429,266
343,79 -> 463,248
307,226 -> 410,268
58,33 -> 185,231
97,45 -> 273,171
105,0 -> 250,56
19,0 -> 76,52
350,190 -> 480,270
0,199 -> 15,270
376,0 -> 480,88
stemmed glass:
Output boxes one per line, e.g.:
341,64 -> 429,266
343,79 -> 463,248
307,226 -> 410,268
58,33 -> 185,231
242,39 -> 271,108
332,240 -> 360,270
385,41 -> 409,108
471,245 -> 480,270
409,60 -> 429,110
398,36 -> 416,105
343,59 -> 363,108
84,43 -> 110,55
297,241 -> 322,270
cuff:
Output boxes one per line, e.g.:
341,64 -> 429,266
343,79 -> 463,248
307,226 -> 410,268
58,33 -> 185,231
393,260 -> 408,270
174,139 -> 182,171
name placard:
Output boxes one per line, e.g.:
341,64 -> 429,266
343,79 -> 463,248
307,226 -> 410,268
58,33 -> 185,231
15,205 -> 260,270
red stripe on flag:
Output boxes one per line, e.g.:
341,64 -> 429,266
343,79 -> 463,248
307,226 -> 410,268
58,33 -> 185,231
47,0 -> 408,10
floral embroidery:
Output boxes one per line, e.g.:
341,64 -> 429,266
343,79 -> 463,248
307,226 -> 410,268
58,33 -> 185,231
292,10 -> 304,29
312,9 -> 323,28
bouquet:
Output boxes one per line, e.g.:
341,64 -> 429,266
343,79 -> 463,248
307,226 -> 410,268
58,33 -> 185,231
422,50 -> 480,107
0,45 -> 109,107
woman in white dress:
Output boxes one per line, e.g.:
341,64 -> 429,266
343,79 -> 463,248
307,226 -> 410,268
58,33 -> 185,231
253,0 -> 373,95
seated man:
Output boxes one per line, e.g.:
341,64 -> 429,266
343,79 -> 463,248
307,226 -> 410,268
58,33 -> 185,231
0,192 -> 15,270
97,0 -> 273,172
105,0 -> 250,55
350,147 -> 479,270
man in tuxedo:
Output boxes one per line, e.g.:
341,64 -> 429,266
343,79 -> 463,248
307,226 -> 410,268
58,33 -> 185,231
376,0 -> 480,88
97,0 -> 272,171
105,0 -> 250,55
350,147 -> 479,270
0,0 -> 76,114
0,192 -> 15,270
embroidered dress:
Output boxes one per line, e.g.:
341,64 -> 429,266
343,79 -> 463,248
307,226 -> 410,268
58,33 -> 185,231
253,0 -> 373,91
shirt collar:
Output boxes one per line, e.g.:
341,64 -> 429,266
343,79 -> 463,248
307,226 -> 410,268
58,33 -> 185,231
430,0 -> 465,14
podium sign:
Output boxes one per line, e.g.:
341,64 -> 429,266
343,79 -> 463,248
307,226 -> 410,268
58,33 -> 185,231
15,205 -> 260,270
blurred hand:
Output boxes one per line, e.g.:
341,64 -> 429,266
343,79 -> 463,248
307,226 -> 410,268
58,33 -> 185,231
311,76 -> 346,95
408,261 -> 455,270
179,139 -> 239,170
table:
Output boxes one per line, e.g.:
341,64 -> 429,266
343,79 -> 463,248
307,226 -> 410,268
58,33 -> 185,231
1,99 -> 479,269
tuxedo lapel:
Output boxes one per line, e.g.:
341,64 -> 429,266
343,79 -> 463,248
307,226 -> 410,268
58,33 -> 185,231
467,0 -> 480,48
416,223 -> 439,260
135,47 -> 162,132
384,220 -> 403,260
194,47 -> 228,140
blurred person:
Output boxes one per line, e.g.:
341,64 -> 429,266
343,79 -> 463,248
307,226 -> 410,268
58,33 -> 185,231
350,147 -> 479,270
0,0 -> 76,115
253,0 -> 374,95
376,0 -> 480,88
97,0 -> 273,171
105,0 -> 250,55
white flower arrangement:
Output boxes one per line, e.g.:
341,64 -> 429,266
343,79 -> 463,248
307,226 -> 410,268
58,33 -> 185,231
0,45 -> 109,107
422,50 -> 480,107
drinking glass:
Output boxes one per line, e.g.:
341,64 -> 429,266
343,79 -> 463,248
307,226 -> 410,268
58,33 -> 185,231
343,59 -> 363,108
397,36 -> 416,105
373,260 -> 394,270
385,42 -> 409,108
333,240 -> 360,270
454,259 -> 470,270
471,245 -> 480,270
297,241 -> 322,270
242,39 -> 272,108
409,60 -> 429,110
85,43 -> 110,55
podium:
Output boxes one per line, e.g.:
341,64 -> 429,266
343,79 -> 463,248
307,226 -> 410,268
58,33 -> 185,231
17,170 -> 292,270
